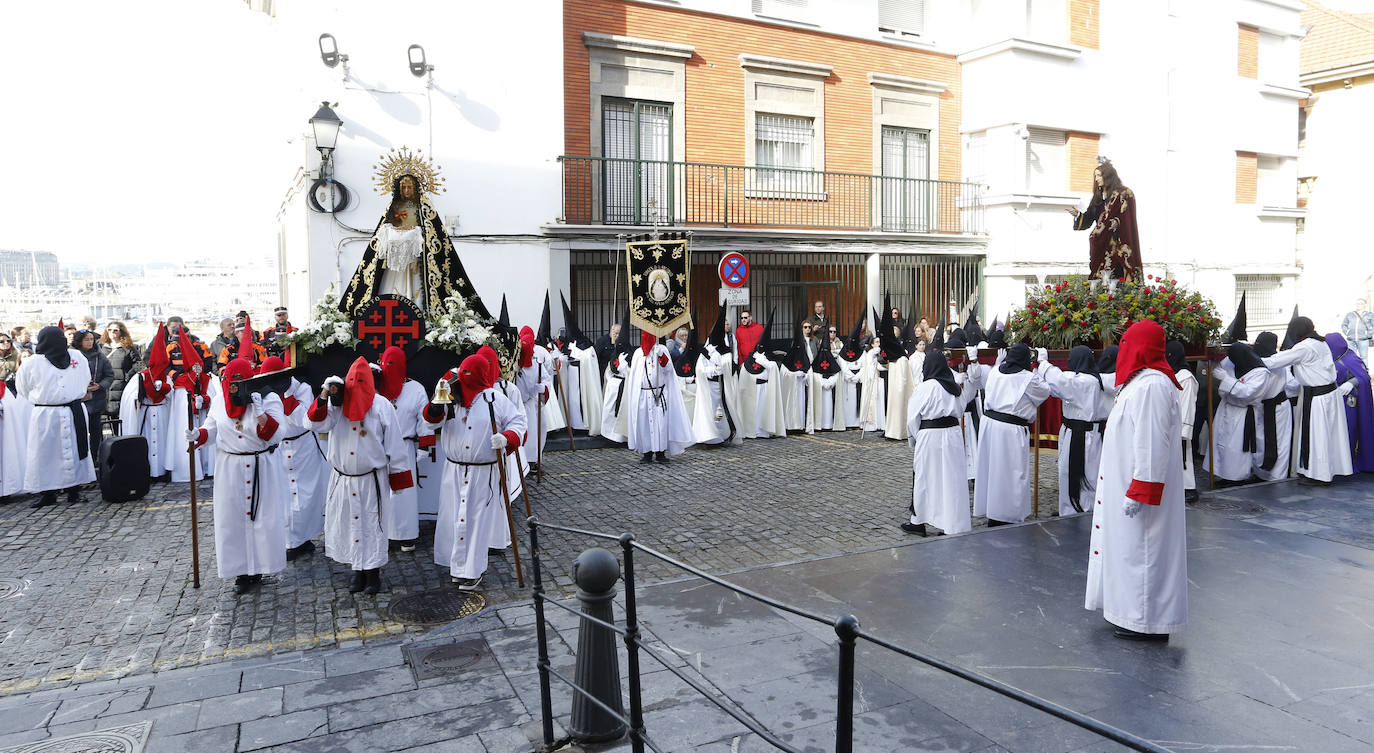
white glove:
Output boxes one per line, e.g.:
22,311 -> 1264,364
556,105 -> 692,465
323,376 -> 344,390
417,449 -> 430,465
1036,347 -> 1049,364
193,395 -> 205,411
250,393 -> 264,412
966,346 -> 978,360
185,428 -> 200,443
1122,499 -> 1142,518
153,380 -> 163,392
490,433 -> 508,451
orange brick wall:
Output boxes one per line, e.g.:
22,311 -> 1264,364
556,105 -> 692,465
564,0 -> 961,181
1235,151 -> 1257,203
1237,24 -> 1258,78
1066,132 -> 1100,192
1068,0 -> 1099,50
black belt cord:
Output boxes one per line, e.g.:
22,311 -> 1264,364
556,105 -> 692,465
1300,382 -> 1338,468
37,401 -> 90,460
707,374 -> 737,442
984,409 -> 1030,427
965,399 -> 981,435
1061,418 -> 1100,513
228,445 -> 278,521
1242,405 -> 1258,454
1259,393 -> 1287,471
333,466 -> 383,526
919,416 -> 959,430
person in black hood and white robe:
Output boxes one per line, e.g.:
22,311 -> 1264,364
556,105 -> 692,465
903,345 -> 977,536
18,326 -> 97,508
694,309 -> 742,445
973,344 -> 1051,525
1249,332 -> 1295,483
1166,341 -> 1200,502
1038,345 -> 1110,516
807,337 -> 843,432
1205,342 -> 1272,483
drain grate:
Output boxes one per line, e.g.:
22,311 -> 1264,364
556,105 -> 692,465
403,638 -> 496,681
0,720 -> 151,753
0,578 -> 26,601
388,588 -> 486,625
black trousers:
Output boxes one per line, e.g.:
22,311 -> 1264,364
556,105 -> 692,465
88,412 -> 104,476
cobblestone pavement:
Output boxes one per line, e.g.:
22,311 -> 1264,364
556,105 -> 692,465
0,428 -> 1075,697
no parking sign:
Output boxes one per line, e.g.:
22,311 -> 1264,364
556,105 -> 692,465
718,253 -> 749,288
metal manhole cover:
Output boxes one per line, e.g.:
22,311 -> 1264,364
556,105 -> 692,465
0,578 -> 26,601
0,721 -> 151,753
389,589 -> 486,625
1197,498 -> 1268,515
403,638 -> 495,681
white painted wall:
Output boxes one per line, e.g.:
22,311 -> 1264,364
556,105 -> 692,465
275,0 -> 563,330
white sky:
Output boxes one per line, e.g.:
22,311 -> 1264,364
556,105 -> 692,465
0,0 -> 293,267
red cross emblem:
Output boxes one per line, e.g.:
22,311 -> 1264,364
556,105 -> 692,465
354,295 -> 426,359
820,360 -> 830,369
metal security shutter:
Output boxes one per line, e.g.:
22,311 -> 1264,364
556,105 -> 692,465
879,0 -> 925,35
754,0 -> 808,17
1025,127 -> 1066,195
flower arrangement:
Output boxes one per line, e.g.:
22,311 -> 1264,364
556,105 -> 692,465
423,293 -> 501,353
275,290 -> 359,354
1011,274 -> 1222,349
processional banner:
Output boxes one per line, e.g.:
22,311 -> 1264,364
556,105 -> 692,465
625,231 -> 691,337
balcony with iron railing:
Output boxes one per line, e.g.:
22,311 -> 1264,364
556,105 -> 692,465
557,156 -> 987,235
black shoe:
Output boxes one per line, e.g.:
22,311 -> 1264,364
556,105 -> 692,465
286,541 -> 316,561
1184,489 -> 1199,504
1113,626 -> 1169,642
31,491 -> 57,509
986,519 -> 1010,528
654,452 -> 669,464
364,569 -> 381,595
65,488 -> 82,505
487,547 -> 506,557
349,570 -> 367,593
234,575 -> 257,595
900,522 -> 928,537
1297,476 -> 1332,487
639,453 -> 654,464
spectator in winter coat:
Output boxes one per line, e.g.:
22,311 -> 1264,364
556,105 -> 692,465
77,329 -> 115,456
101,321 -> 140,422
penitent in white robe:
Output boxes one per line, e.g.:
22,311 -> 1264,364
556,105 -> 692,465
1040,363 -> 1110,516
972,366 -> 1051,524
167,378 -> 215,483
1263,338 -> 1354,483
857,350 -> 888,433
1176,369 -> 1199,491
1203,361 -> 1270,482
565,344 -> 604,435
279,379 -> 329,549
780,367 -> 807,432
427,389 -> 526,580
884,355 -> 913,441
119,373 -> 175,481
1085,368 -> 1188,635
625,344 -> 696,456
1251,367 -> 1294,482
518,346 -> 559,454
197,393 -> 287,579
738,355 -> 784,439
16,348 -> 97,492
0,388 -> 28,496
806,370 -> 842,433
838,354 -> 861,428
303,395 -> 410,571
490,378 -> 530,550
599,357 -> 631,444
961,363 -> 991,481
905,379 -> 975,535
693,348 -> 742,445
382,379 -> 430,543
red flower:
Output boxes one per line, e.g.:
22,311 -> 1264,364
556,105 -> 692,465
1149,307 -> 1156,314
1061,321 -> 1070,328
1087,301 -> 1096,309
1148,274 -> 1155,280
1042,324 -> 1050,331
1171,279 -> 1177,284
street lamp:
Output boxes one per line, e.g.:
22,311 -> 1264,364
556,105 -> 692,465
309,101 -> 342,177
407,44 -> 433,78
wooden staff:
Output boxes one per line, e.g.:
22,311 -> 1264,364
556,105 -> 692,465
1032,413 -> 1041,519
186,386 -> 202,589
554,362 -> 576,450
487,398 -> 524,588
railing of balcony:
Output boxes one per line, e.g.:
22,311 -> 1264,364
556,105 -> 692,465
559,156 -> 986,234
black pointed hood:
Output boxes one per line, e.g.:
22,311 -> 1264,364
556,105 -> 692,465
1253,331 -> 1278,358
498,296 -> 511,330
1228,341 -> 1264,378
707,307 -> 728,353
811,337 -> 840,376
985,316 -> 1009,350
931,321 -> 946,352
1281,306 -> 1303,350
744,308 -> 775,375
1224,292 -> 1248,344
673,322 -> 701,378
840,312 -> 865,361
923,345 -> 960,397
614,307 -> 635,357
901,319 -> 919,356
963,308 -> 985,347
560,292 -> 592,350
1283,314 -> 1319,349
1097,344 -> 1119,374
946,328 -> 969,349
1166,340 -> 1191,375
1068,345 -> 1103,390
783,316 -> 811,373
536,292 -> 553,347
877,293 -> 905,361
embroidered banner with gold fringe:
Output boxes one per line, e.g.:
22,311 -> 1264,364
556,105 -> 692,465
625,231 -> 691,337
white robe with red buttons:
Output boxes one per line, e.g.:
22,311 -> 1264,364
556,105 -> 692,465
167,377 -> 216,482
118,372 -> 175,481
1085,368 -> 1188,634
490,378 -> 529,550
279,379 -> 329,549
197,393 -> 287,579
518,345 -> 558,453
427,388 -> 526,579
303,395 -> 410,571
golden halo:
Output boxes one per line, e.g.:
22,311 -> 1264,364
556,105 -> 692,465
372,146 -> 446,196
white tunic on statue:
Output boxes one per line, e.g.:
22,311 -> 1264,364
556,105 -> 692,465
303,395 -> 410,571
905,379 -> 975,535
383,379 -> 431,542
427,389 -> 526,579
167,379 -> 215,482
1176,369 -> 1199,491
625,344 -> 696,456
1251,366 -> 1293,482
1263,338 -> 1354,483
1040,364 -> 1109,516
1203,361 -> 1270,482
199,393 -> 287,579
1085,369 -> 1188,635
16,348 -> 97,492
119,372 -> 175,481
0,388 -> 28,496
279,379 -> 329,549
972,366 -> 1051,523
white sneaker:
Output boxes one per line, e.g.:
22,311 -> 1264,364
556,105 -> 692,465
400,541 -> 417,553
457,575 -> 484,592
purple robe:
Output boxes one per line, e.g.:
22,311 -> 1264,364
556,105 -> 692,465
1326,333 -> 1374,472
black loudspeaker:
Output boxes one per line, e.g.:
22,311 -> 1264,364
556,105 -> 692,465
98,435 -> 151,503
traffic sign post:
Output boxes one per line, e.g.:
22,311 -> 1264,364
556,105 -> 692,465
718,253 -> 749,288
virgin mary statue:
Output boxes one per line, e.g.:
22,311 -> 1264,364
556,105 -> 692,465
339,147 -> 491,321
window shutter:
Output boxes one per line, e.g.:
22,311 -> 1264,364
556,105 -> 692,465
754,0 -> 809,20
1026,127 -> 1067,194
879,0 -> 925,34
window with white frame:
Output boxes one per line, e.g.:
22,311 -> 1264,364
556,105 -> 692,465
753,0 -> 810,22
879,0 -> 925,36
964,131 -> 987,187
756,114 -> 815,189
1235,275 -> 1283,324
1025,127 -> 1066,195
1256,154 -> 1295,208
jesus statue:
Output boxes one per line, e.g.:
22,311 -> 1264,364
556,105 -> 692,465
339,147 -> 491,322
1066,159 -> 1142,282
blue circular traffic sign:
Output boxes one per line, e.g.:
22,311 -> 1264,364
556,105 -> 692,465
719,253 -> 749,288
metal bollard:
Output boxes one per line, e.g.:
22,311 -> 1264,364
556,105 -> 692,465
569,548 -> 628,743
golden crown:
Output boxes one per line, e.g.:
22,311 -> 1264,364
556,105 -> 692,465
372,146 -> 446,196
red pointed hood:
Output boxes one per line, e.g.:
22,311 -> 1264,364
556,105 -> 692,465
139,322 -> 173,405
1116,320 -> 1180,390
222,358 -> 255,419
258,355 -> 285,375
477,345 -> 501,384
519,326 -> 535,368
174,325 -> 211,398
343,356 -> 375,421
456,354 -> 492,408
238,314 -> 256,363
377,346 -> 406,401
640,331 -> 657,356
